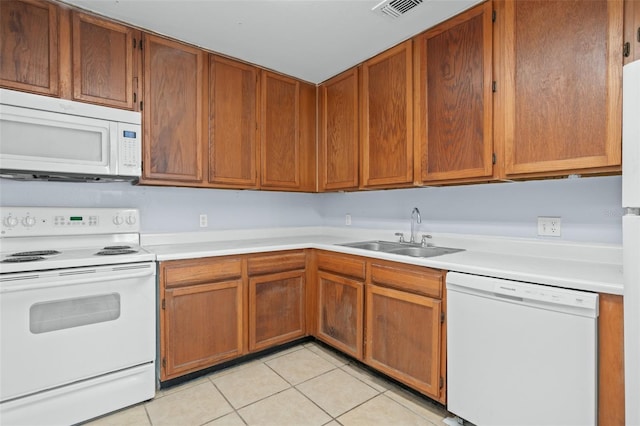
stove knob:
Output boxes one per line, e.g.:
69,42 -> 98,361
22,216 -> 36,227
113,215 -> 124,226
126,215 -> 137,225
4,215 -> 18,227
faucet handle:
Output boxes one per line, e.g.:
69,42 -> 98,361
420,234 -> 433,247
394,232 -> 406,243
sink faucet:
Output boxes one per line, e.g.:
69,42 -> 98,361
410,207 -> 421,243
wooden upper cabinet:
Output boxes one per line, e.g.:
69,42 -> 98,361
414,2 -> 494,183
260,71 -> 316,191
496,0 -> 623,177
0,0 -> 59,96
142,34 -> 205,183
625,0 -> 640,64
360,41 -> 414,188
319,68 -> 359,191
208,55 -> 260,188
71,11 -> 139,109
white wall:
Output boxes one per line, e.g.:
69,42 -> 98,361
0,175 -> 623,243
319,175 -> 623,244
0,180 -> 322,233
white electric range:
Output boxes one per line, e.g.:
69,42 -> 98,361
0,207 -> 157,425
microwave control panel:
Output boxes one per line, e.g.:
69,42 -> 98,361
117,123 -> 142,176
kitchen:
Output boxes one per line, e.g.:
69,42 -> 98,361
0,0 -> 638,425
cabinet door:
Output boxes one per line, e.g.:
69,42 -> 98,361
209,55 -> 259,188
319,68 -> 359,191
365,284 -> 441,399
360,41 -> 413,188
317,271 -> 363,359
415,2 -> 493,183
142,34 -> 205,183
0,0 -> 59,96
498,0 -> 623,176
249,270 -> 305,351
71,11 -> 137,109
260,72 -> 316,191
163,280 -> 243,380
625,0 -> 640,64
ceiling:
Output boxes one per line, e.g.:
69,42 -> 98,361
60,0 -> 482,84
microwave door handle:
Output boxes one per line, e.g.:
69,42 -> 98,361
0,269 -> 153,294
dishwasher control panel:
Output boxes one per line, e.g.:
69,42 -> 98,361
447,272 -> 599,313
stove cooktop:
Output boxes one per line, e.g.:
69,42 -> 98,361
1,207 -> 156,273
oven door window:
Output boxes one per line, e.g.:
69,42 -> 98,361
30,293 -> 121,334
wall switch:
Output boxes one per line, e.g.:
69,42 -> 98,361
199,214 -> 208,228
345,214 -> 352,226
537,216 -> 561,237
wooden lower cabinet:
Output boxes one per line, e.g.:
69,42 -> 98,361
160,257 -> 244,381
163,280 -> 243,380
598,294 -> 625,426
365,284 -> 442,400
249,269 -> 306,351
247,251 -> 307,352
317,271 -> 364,359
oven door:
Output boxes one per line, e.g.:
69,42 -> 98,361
0,262 -> 155,402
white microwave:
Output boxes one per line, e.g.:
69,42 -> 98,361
0,89 -> 141,182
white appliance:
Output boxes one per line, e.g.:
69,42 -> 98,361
0,89 -> 141,181
0,207 -> 156,425
623,59 -> 640,426
446,272 -> 599,425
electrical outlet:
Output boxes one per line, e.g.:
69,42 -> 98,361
537,216 -> 561,237
199,214 -> 208,228
345,214 -> 352,226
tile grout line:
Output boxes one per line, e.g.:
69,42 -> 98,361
207,378 -> 249,426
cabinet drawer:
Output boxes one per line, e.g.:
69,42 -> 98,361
247,251 -> 306,275
317,251 -> 366,280
162,257 -> 242,288
370,262 -> 443,298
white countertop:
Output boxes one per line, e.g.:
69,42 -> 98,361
142,227 -> 623,295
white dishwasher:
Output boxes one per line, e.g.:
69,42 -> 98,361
446,272 -> 599,426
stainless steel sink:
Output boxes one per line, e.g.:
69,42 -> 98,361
339,240 -> 404,251
337,240 -> 464,258
386,246 -> 464,258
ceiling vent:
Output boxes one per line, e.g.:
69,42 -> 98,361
372,0 -> 424,18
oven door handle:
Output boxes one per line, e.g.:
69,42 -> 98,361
0,269 -> 154,293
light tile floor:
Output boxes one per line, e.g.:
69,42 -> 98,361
86,342 -> 452,426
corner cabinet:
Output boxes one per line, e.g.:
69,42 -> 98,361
141,33 -> 205,184
360,41 -> 414,189
318,68 -> 360,191
208,55 -> 260,188
159,257 -> 244,381
316,251 -> 365,359
365,261 -> 446,402
0,0 -> 59,96
414,2 -> 494,184
495,0 -> 623,177
260,72 -> 316,191
247,251 -> 307,351
71,11 -> 139,110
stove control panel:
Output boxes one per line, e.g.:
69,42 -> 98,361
0,207 -> 140,237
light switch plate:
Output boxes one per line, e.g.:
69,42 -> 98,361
199,214 -> 208,228
537,216 -> 561,237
